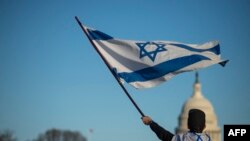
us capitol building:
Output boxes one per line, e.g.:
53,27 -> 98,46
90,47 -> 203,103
175,72 -> 221,141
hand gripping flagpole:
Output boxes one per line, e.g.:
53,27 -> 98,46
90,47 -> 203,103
75,16 -> 145,117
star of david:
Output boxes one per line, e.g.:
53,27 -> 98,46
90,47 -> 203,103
136,42 -> 167,62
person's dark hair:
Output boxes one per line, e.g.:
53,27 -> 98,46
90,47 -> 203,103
188,109 -> 206,133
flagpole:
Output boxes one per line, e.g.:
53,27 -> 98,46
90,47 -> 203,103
75,16 -> 145,117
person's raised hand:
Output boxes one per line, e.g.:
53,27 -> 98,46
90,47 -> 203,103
141,116 -> 152,125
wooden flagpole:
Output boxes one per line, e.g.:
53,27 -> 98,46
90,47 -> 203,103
75,16 -> 145,117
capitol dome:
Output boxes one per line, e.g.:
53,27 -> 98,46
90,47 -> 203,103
175,72 -> 221,141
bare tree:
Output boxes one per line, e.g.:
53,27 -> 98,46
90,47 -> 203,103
33,129 -> 87,141
0,130 -> 17,141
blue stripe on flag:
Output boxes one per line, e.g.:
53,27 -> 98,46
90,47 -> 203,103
87,29 -> 113,40
169,43 -> 220,55
117,55 -> 210,83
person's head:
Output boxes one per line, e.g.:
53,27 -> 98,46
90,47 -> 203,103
187,109 -> 206,133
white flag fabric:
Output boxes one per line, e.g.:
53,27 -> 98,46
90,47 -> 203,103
83,25 -> 228,89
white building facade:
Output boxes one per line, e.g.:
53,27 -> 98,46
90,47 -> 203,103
175,73 -> 221,141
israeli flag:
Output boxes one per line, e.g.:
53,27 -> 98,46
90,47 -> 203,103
84,26 -> 228,89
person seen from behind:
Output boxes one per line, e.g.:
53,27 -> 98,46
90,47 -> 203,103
142,108 -> 211,141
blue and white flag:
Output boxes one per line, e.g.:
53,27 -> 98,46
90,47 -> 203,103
83,25 -> 228,89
